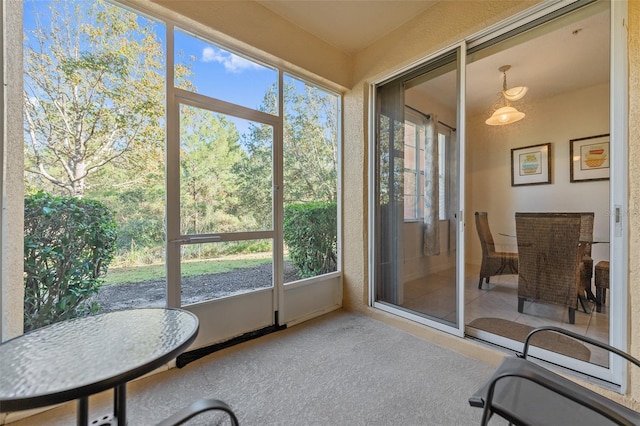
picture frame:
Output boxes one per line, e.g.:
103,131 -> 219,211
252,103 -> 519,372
511,143 -> 551,186
570,134 -> 610,182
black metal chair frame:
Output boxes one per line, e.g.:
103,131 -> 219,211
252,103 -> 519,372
470,326 -> 640,426
157,398 -> 239,426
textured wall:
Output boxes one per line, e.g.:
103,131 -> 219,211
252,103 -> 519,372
2,0 -> 24,340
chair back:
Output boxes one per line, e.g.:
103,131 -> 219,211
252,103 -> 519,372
515,212 -> 583,309
475,212 -> 496,255
579,212 -> 594,257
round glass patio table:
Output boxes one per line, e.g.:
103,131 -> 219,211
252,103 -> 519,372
0,307 -> 199,425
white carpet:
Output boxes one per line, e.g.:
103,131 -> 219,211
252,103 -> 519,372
9,310 -> 498,425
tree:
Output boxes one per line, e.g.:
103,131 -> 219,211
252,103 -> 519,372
282,81 -> 338,204
179,106 -> 247,236
237,79 -> 339,229
23,0 -> 176,198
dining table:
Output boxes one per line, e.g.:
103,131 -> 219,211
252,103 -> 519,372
0,307 -> 199,425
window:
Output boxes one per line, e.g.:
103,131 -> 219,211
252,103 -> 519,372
404,109 -> 450,221
18,0 -> 342,332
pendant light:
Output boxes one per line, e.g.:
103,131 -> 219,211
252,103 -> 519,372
485,65 -> 527,126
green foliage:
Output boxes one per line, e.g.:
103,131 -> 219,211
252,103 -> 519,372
23,0 -> 180,198
93,185 -> 165,255
283,202 -> 337,278
179,106 -> 249,235
23,0 -> 340,280
238,78 -> 339,231
23,192 -> 117,331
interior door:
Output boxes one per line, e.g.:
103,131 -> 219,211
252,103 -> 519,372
167,96 -> 281,348
372,45 -> 465,336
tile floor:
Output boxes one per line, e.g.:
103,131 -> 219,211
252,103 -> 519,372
400,264 -> 610,366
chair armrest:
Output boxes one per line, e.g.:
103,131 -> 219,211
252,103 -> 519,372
521,326 -> 640,370
472,357 -> 640,426
156,398 -> 239,426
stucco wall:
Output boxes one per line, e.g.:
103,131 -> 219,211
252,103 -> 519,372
1,0 -> 24,341
352,1 -> 539,84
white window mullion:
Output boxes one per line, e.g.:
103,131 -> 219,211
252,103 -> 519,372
165,22 -> 182,308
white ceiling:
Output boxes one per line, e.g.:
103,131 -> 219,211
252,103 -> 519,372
254,1 -> 609,115
256,0 -> 438,54
438,6 -> 610,115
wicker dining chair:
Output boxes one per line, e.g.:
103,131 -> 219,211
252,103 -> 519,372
475,212 -> 519,289
578,212 -> 595,304
515,213 -> 588,324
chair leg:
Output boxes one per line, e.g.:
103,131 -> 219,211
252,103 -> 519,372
479,277 -> 490,289
518,297 -> 525,313
596,288 -> 603,313
568,308 -> 575,324
156,399 -> 239,426
578,295 -> 591,314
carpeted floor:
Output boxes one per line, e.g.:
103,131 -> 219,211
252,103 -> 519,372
7,310 -> 500,426
467,317 -> 591,362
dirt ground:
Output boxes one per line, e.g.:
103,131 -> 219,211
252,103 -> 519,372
89,262 -> 301,313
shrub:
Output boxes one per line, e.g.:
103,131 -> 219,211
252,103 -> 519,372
283,202 -> 337,278
24,192 -> 117,331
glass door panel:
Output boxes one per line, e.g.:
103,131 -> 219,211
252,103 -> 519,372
180,239 -> 273,306
173,100 -> 277,345
464,1 -> 612,374
374,49 -> 462,333
179,104 -> 273,235
177,101 -> 276,304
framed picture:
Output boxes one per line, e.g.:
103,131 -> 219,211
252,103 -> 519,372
511,143 -> 551,186
570,134 -> 610,182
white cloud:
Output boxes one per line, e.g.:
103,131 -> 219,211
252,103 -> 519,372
201,47 -> 260,73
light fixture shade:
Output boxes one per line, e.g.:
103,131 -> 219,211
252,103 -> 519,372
503,86 -> 528,101
485,106 -> 525,126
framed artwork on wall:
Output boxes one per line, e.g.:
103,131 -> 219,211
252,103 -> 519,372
570,134 -> 610,182
511,143 -> 551,186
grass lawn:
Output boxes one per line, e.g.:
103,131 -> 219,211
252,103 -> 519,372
103,255 -> 273,286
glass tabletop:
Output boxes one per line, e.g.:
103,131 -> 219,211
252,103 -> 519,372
0,308 -> 199,412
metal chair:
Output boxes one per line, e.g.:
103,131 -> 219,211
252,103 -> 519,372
157,399 -> 239,426
470,326 -> 640,425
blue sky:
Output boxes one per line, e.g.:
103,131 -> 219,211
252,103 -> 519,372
173,29 -> 278,114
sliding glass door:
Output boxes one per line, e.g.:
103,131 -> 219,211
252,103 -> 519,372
373,47 -> 465,335
464,0 -> 616,380
371,0 -> 626,384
